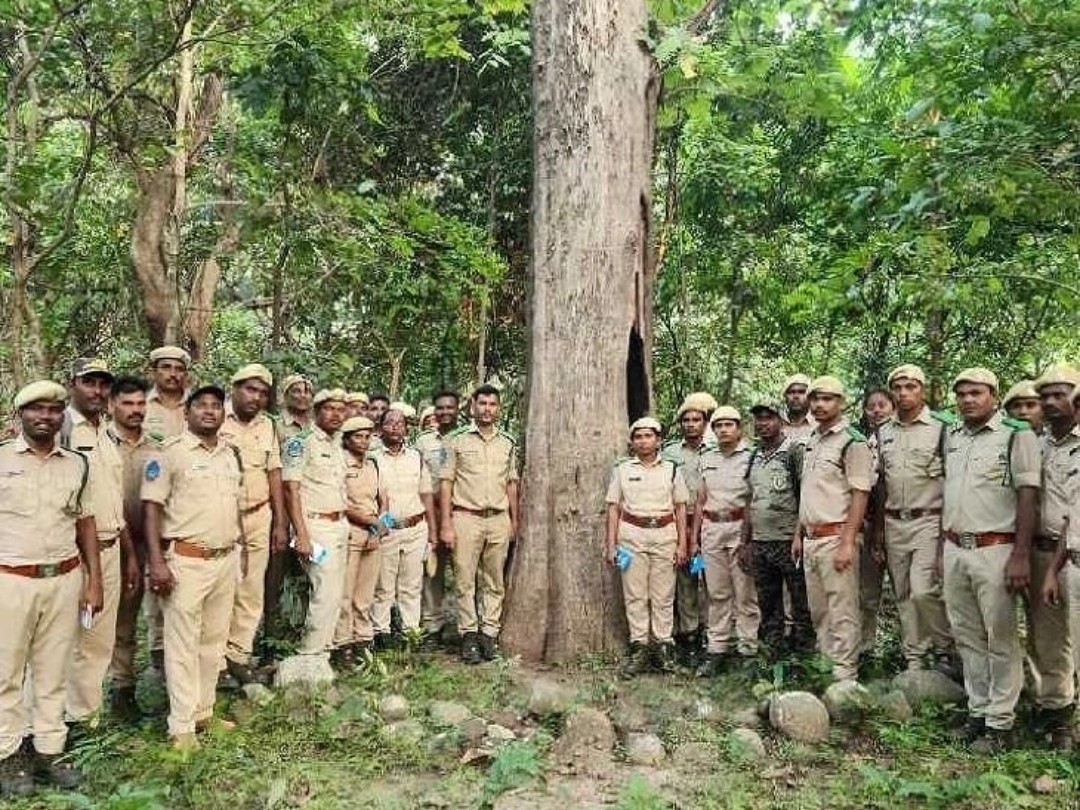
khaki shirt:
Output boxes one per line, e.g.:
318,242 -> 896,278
747,438 -> 801,542
439,424 -> 518,511
877,407 -> 946,512
800,419 -> 874,527
145,389 -> 186,441
605,456 -> 690,516
414,430 -> 451,479
345,453 -> 381,543
783,416 -> 816,443
276,410 -> 311,444
377,446 -> 432,521
140,432 -> 242,550
943,412 -> 1041,535
281,426 -> 347,513
0,436 -> 89,565
1039,426 -> 1080,539
219,407 -> 282,510
662,437 -> 713,514
110,427 -> 158,539
699,443 -> 750,514
67,408 -> 126,538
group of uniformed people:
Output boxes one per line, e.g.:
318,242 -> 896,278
605,364 -> 1080,754
0,348 -> 519,796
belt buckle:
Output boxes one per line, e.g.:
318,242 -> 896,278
39,563 -> 58,578
898,508 -> 913,521
646,517 -> 659,529
959,532 -> 977,550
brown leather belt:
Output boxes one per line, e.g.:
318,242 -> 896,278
0,555 -> 81,579
703,507 -> 745,523
397,512 -> 426,528
169,539 -> 234,560
945,531 -> 1015,550
453,506 -> 506,518
241,500 -> 270,515
885,508 -> 941,520
806,522 -> 845,539
620,511 -> 675,529
1033,535 -> 1060,552
307,511 -> 343,521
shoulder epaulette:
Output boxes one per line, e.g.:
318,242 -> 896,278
266,412 -> 282,423
661,438 -> 680,448
147,430 -> 166,444
930,410 -> 957,425
160,435 -> 182,448
446,426 -> 470,439
664,456 -> 682,468
844,425 -> 868,442
497,428 -> 517,445
1002,416 -> 1031,431
613,455 -> 632,466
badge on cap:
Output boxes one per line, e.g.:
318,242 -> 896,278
144,460 -> 161,481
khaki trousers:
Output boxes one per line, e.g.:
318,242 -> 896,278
66,539 -> 121,720
162,550 -> 236,737
804,534 -> 862,681
145,588 -> 165,654
453,511 -> 511,638
885,515 -> 952,665
1025,546 -> 1074,710
675,510 -> 707,635
297,517 -> 349,655
1071,563 -> 1080,686
618,522 -> 677,644
333,535 -> 382,646
0,569 -> 82,757
110,540 -> 145,688
701,521 -> 759,654
421,543 -> 454,634
372,522 -> 427,633
943,542 -> 1022,730
225,505 -> 273,665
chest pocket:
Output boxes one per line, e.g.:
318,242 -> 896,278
970,447 -> 1008,485
905,446 -> 943,479
0,469 -> 34,516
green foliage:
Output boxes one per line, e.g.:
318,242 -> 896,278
478,738 -> 548,807
617,774 -> 673,810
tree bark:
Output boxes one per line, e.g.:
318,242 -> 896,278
502,0 -> 655,662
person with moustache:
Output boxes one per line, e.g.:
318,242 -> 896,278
106,376 -> 158,720
219,365 -> 287,685
782,374 -> 816,442
64,360 -> 140,732
142,385 -> 243,752
1003,380 -> 1043,434
1026,366 -> 1080,749
793,376 -> 874,683
857,387 -> 895,663
277,375 -> 314,441
942,369 -> 1039,752
0,382 -> 102,795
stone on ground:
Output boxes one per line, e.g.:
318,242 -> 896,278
385,719 -> 425,743
241,683 -> 274,706
730,707 -> 762,729
891,669 -> 965,706
429,701 -> 472,726
552,707 -> 616,778
379,694 -> 409,722
878,690 -> 913,722
624,732 -> 666,765
526,678 -> 576,717
458,716 -> 488,747
823,680 -> 873,724
274,655 -> 334,688
611,696 -> 648,732
673,741 -> 716,768
768,691 -> 830,743
728,728 -> 767,760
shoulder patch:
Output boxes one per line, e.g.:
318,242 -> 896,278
148,430 -> 166,444
284,436 -> 306,458
844,425 -> 868,442
160,435 -> 182,447
144,459 -> 162,481
930,410 -> 957,425
1001,416 -> 1031,431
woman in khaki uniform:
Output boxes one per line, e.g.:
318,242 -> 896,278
605,417 -> 690,676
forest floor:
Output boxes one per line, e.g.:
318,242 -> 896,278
9,641 -> 1080,810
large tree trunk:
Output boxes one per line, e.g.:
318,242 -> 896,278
502,0 -> 655,662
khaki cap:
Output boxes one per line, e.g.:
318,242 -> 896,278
783,373 -> 812,393
1002,380 -> 1038,406
312,388 -> 347,407
952,367 -> 998,392
809,375 -> 846,398
1034,364 -> 1080,392
344,391 -> 370,404
887,364 -> 926,387
629,416 -> 663,437
342,416 -> 376,433
71,357 -> 114,381
676,392 -> 718,420
388,401 -> 417,419
419,405 -> 435,422
14,380 -> 69,411
231,363 -> 273,387
148,345 -> 191,366
710,405 -> 742,424
280,374 -> 312,396
750,401 -> 784,417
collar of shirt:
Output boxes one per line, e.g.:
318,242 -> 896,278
957,410 -> 1004,436
466,422 -> 501,441
815,418 -> 848,437
180,430 -> 230,455
709,441 -> 748,457
629,455 -> 666,469
106,425 -> 145,447
757,437 -> 791,460
891,405 -> 933,427
225,404 -> 268,428
311,424 -> 338,443
13,434 -> 63,457
1045,424 -> 1080,446
148,388 -> 186,407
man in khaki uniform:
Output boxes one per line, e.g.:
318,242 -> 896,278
372,407 -> 437,647
416,390 -> 460,643
344,392 -> 369,420
282,389 -> 350,657
691,406 -> 758,676
64,359 -> 139,728
107,376 -> 157,720
873,364 -> 954,673
943,368 -> 1040,752
333,417 -> 387,664
662,392 -> 717,667
782,374 -> 816,442
277,374 -> 314,441
142,384 -> 242,752
606,417 -> 690,676
219,364 -> 286,684
439,385 -> 519,664
1027,365 -> 1080,748
793,376 -> 874,683
0,382 -> 101,795
1003,380 -> 1043,434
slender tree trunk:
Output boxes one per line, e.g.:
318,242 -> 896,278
502,0 -> 655,662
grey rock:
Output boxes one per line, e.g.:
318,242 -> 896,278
625,732 -> 666,765
730,707 -> 763,729
241,683 -> 274,706
728,728 -> 767,760
768,691 -> 830,743
273,654 -> 335,688
458,716 -> 489,747
485,724 -> 517,744
429,700 -> 472,726
673,741 -> 715,768
526,679 -> 576,717
552,707 -> 616,777
823,681 -> 874,724
694,699 -> 724,724
878,690 -> 914,722
386,719 -> 425,743
612,697 -> 649,732
379,694 -> 409,722
891,669 -> 965,706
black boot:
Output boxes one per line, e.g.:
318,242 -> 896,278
696,653 -> 727,678
110,686 -> 141,723
33,752 -> 82,790
0,751 -> 34,797
619,642 -> 650,678
655,641 -> 678,674
1045,706 -> 1076,752
461,632 -> 482,665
